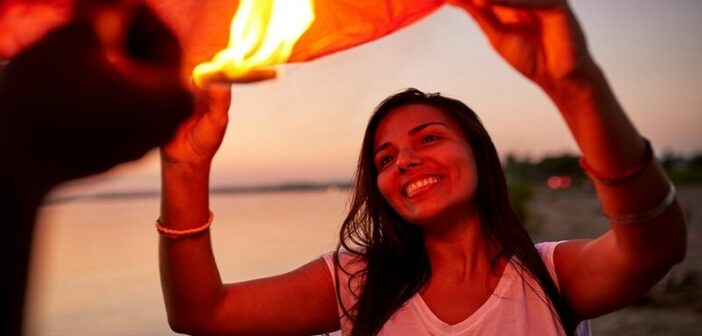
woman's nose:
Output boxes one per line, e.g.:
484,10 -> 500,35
397,148 -> 421,173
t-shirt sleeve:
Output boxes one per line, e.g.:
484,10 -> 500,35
321,251 -> 337,287
320,251 -> 367,334
534,241 -> 564,291
535,241 -> 593,336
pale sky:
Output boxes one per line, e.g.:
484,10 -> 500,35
54,0 -> 702,196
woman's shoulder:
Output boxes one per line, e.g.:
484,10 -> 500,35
533,240 -> 568,289
320,249 -> 367,329
321,250 -> 367,275
534,241 -> 564,260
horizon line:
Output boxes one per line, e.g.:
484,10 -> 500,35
45,181 -> 354,205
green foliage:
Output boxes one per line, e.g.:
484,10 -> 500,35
662,153 -> 702,185
505,151 -> 702,186
507,179 -> 540,234
507,179 -> 533,221
504,153 -> 586,185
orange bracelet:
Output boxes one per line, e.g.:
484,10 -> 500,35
156,211 -> 213,239
579,138 -> 653,185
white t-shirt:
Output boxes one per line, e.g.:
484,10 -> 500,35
322,242 -> 591,335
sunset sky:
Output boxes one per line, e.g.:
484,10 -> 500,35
55,0 -> 702,196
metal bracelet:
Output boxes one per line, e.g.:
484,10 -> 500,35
603,182 -> 677,225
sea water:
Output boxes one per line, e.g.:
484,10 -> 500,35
26,190 -> 348,335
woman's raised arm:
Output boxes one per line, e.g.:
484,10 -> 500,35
158,86 -> 339,335
451,0 -> 687,321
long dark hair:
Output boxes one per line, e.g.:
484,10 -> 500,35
335,88 -> 574,335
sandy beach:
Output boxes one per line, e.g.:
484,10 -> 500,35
528,185 -> 702,335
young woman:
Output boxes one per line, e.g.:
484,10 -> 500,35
157,1 -> 686,335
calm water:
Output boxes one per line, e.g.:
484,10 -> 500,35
27,190 -> 348,335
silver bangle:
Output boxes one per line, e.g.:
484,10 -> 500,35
604,182 -> 677,225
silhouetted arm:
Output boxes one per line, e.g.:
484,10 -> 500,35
0,1 -> 192,334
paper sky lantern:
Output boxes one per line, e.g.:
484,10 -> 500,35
1,0 -> 448,84
190,0 -> 446,85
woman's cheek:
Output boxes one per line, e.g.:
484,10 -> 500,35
377,173 -> 399,206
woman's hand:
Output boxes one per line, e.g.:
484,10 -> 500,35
450,0 -> 594,91
160,85 -> 231,166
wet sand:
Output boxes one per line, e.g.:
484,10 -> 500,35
528,185 -> 702,335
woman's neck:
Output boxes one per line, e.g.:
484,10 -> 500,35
422,211 -> 500,280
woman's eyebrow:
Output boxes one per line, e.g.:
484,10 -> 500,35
374,142 -> 390,156
408,121 -> 448,135
374,122 -> 448,156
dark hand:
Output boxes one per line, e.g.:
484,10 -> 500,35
0,0 -> 193,190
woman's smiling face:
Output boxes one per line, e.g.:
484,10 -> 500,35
373,103 -> 478,228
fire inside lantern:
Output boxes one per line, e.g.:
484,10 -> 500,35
192,0 -> 314,86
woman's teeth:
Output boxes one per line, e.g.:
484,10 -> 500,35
406,177 -> 439,197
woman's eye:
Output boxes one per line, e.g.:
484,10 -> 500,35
422,135 -> 440,143
379,155 -> 394,168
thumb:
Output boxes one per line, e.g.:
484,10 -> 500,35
196,84 -> 232,126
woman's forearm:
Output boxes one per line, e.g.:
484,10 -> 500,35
159,161 -> 224,333
547,62 -> 645,173
547,63 -> 687,269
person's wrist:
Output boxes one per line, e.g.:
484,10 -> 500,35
542,60 -> 605,109
159,147 -> 215,168
160,157 -> 213,176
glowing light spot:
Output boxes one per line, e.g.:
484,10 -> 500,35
547,176 -> 572,189
192,0 -> 315,86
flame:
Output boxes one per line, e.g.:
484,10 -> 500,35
192,0 -> 315,86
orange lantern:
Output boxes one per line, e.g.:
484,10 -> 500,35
189,0 -> 446,85
1,0 -> 447,84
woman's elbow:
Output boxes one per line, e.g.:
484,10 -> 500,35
167,316 -> 200,335
666,231 -> 687,267
664,205 -> 688,267
649,209 -> 688,273
166,309 -> 215,335
169,319 -> 220,336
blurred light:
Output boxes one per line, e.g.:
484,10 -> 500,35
547,175 -> 572,189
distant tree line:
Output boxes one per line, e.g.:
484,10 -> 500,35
503,152 -> 702,186
661,152 -> 702,185
504,153 -> 586,185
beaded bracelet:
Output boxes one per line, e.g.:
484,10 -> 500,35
156,211 -> 213,239
603,181 -> 676,225
579,138 -> 653,185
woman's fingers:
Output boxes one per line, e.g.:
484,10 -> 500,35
460,3 -> 505,44
199,84 -> 231,128
488,0 -> 564,8
454,1 -> 538,39
172,84 -> 231,161
448,0 -> 562,9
